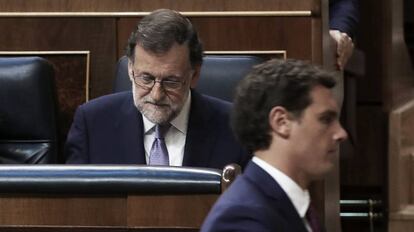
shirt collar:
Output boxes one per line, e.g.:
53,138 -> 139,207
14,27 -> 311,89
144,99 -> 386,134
142,90 -> 191,134
252,156 -> 310,218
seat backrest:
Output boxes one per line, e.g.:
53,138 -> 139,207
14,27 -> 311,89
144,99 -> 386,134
0,57 -> 58,164
197,55 -> 264,102
113,55 -> 264,102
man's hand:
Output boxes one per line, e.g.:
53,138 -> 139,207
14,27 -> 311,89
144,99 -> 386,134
330,30 -> 354,70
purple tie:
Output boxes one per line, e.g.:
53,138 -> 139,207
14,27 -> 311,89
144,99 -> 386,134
149,124 -> 170,165
306,203 -> 321,232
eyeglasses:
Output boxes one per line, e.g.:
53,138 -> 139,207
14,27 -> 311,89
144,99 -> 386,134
132,71 -> 186,91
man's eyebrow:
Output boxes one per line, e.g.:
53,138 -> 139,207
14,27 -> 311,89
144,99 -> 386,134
319,110 -> 339,118
163,73 -> 179,77
140,71 -> 152,76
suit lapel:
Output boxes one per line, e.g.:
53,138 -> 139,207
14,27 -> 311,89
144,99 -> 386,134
117,92 -> 146,164
245,162 -> 309,232
182,91 -> 216,167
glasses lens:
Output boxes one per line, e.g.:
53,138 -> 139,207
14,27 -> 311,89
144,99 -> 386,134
163,80 -> 182,90
134,75 -> 183,91
135,76 -> 153,89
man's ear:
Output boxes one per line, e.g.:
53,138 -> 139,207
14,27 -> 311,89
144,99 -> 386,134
268,106 -> 291,138
190,65 -> 201,88
127,59 -> 134,82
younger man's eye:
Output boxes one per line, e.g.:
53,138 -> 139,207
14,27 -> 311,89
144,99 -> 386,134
319,114 -> 335,124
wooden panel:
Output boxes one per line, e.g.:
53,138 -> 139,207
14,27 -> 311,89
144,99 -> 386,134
389,100 -> 414,209
389,220 -> 414,232
0,193 -> 217,230
0,0 -> 317,12
401,108 -> 414,154
389,100 -> 414,231
357,0 -> 414,106
385,0 -> 414,230
0,18 -> 117,99
382,0 -> 414,110
0,227 -> 130,232
339,105 -> 387,231
340,106 -> 387,187
49,54 -> 88,157
0,227 -> 196,232
0,195 -> 126,226
339,1 -> 389,231
355,1 -> 385,103
117,17 -> 312,60
127,195 -> 218,228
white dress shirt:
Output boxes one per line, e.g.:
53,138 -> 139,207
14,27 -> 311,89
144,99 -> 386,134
142,91 -> 191,166
252,156 -> 312,232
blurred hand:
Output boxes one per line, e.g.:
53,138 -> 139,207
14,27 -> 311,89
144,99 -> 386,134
330,30 -> 354,70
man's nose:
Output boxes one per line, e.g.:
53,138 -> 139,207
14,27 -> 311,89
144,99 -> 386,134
150,82 -> 165,101
334,123 -> 348,142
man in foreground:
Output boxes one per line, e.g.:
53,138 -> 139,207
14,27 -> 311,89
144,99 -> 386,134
201,59 -> 348,231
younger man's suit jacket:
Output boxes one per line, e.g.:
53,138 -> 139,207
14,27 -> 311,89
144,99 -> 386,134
201,161 -> 309,232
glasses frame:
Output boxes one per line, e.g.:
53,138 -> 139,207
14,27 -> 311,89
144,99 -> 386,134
132,70 -> 188,92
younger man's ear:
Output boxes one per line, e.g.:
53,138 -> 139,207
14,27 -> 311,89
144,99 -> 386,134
268,106 -> 291,138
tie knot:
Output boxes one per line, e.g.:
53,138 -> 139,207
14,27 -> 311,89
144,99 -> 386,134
155,124 -> 170,139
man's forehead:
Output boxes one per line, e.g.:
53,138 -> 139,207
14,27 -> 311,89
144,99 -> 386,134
135,44 -> 190,63
308,85 -> 339,113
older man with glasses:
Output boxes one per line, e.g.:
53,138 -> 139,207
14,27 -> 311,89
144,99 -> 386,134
64,9 -> 251,169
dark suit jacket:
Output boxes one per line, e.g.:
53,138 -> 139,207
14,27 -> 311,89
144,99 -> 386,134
330,0 -> 359,39
201,161 -> 308,232
64,90 -> 250,169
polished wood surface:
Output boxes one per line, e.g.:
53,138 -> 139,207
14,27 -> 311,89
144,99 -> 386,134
0,194 -> 216,231
0,195 -> 126,226
0,0 -> 318,12
0,227 -> 197,232
389,100 -> 414,231
389,220 -> 414,232
0,17 -> 117,99
341,106 -> 387,187
382,0 -> 414,110
127,195 -> 217,228
117,17 -> 312,60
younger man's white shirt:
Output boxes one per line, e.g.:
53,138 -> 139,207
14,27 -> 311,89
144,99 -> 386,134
252,156 -> 312,232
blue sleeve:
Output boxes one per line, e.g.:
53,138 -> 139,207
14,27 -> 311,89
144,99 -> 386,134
329,0 -> 359,38
64,105 -> 89,164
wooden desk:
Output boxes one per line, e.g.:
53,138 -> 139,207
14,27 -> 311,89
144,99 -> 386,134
0,165 -> 234,231
0,194 -> 217,231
